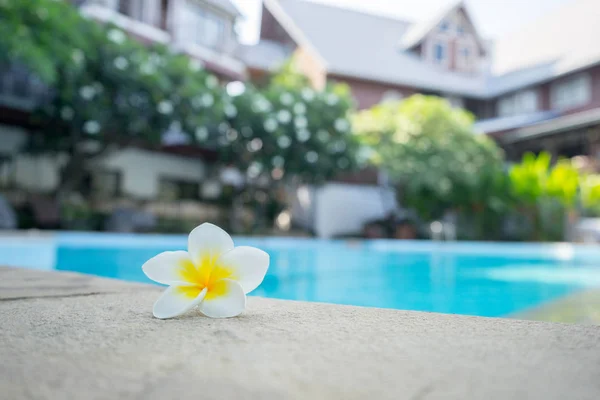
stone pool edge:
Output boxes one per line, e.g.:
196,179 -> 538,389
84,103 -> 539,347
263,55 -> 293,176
2,266 -> 600,400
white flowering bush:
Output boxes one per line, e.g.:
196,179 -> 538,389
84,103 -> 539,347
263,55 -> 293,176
1,0 -> 225,193
1,0 -> 358,198
223,63 -> 359,184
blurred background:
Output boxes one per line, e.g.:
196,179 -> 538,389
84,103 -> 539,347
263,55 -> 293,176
1,0 -> 599,242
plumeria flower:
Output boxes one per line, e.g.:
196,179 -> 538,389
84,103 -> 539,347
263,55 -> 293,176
142,223 -> 269,319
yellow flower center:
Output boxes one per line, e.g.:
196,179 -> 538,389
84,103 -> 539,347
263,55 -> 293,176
175,254 -> 234,299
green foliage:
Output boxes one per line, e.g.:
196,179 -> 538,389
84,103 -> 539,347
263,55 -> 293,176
223,64 -> 359,183
508,152 -> 579,207
0,0 -> 89,83
508,152 -> 550,205
354,95 -> 504,221
579,175 -> 600,217
507,152 -> 582,241
545,161 -> 580,207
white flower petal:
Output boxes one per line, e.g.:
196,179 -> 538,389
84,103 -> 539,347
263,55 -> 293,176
217,246 -> 269,294
153,286 -> 207,319
142,251 -> 194,285
188,223 -> 234,266
199,279 -> 245,318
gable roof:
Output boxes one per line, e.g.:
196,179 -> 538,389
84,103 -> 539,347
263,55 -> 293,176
260,0 -> 600,98
264,0 -> 490,97
400,0 -> 462,50
204,0 -> 242,17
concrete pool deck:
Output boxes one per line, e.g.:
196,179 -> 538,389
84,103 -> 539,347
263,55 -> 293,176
1,267 -> 600,400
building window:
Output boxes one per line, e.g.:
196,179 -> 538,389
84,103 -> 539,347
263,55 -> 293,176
518,90 -> 538,113
187,2 -> 226,50
432,40 -> 448,66
497,89 -> 538,117
439,21 -> 450,32
117,0 -> 144,21
159,0 -> 169,30
497,97 -> 514,117
551,74 -> 592,110
457,24 -> 465,36
158,178 -> 200,201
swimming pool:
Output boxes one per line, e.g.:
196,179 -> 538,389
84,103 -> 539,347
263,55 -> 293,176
3,232 -> 600,317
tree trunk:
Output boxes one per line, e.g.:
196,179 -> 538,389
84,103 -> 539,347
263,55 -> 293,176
56,152 -> 87,201
56,142 -> 112,201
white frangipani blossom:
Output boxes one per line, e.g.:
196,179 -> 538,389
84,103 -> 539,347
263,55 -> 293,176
293,102 -> 307,114
140,62 -> 156,75
280,92 -> 294,106
294,116 -> 308,129
218,122 -> 230,134
264,118 -> 278,133
83,120 -> 101,135
272,155 -> 285,168
226,81 -> 246,97
79,86 -> 96,100
305,151 -> 319,164
325,93 -> 339,106
195,127 -> 209,142
277,109 -> 292,124
72,49 -> 84,65
253,96 -> 272,113
301,88 -> 315,102
247,162 -> 263,179
224,104 -> 238,118
226,129 -> 238,142
142,223 -> 269,319
189,59 -> 204,72
277,136 -> 291,149
108,29 -> 126,45
114,56 -> 129,70
317,130 -> 330,142
158,100 -> 173,115
201,93 -> 215,108
296,129 -> 311,143
334,118 -> 350,132
205,75 -> 219,89
247,138 -> 263,152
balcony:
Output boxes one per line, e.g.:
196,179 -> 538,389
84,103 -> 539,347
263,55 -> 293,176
80,1 -> 246,80
80,3 -> 171,45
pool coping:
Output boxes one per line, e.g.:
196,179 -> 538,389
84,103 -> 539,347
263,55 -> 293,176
3,230 -> 600,260
2,266 -> 600,400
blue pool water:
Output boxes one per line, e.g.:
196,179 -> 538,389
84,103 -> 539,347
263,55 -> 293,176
3,233 -> 600,317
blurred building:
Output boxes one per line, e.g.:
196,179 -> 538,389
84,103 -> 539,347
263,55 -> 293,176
2,0 -> 600,234
0,0 -> 245,201
241,0 -> 600,161
79,0 -> 245,80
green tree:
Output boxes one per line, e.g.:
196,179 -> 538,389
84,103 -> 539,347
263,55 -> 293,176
354,95 -> 505,224
509,152 -> 580,241
219,62 -> 359,231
